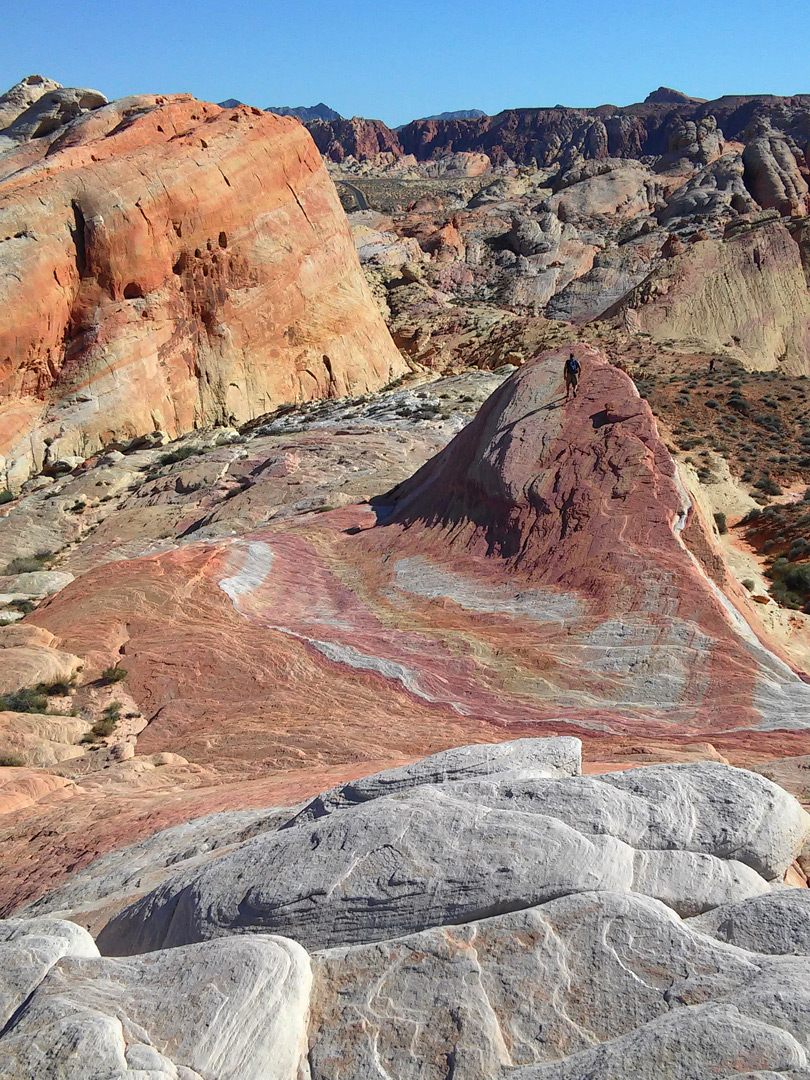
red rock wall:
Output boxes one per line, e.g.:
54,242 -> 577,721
0,95 -> 405,484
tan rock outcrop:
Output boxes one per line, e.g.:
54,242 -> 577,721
743,132 -> 810,217
0,93 -> 405,486
607,218 -> 810,372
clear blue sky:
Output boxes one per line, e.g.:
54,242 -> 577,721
2,0 -> 805,128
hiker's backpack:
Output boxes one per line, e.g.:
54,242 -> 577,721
566,356 -> 580,375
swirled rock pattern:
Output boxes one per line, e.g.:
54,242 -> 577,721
0,918 -> 311,1080
6,737 -> 810,1080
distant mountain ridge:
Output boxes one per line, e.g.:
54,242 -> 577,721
304,87 -> 810,168
412,108 -> 486,123
266,102 -> 342,122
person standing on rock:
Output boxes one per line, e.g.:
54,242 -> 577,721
564,353 -> 580,399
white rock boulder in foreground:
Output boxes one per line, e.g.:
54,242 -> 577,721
2,736 -> 810,1079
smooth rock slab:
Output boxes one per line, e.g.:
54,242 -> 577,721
506,1002 -> 810,1080
0,918 -> 311,1080
288,735 -> 583,825
689,889 -> 810,955
98,773 -> 771,956
308,890 -> 810,1080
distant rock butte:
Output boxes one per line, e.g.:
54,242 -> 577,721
644,86 -> 708,104
0,85 -> 404,486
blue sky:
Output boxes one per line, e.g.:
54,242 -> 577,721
2,0 -> 806,128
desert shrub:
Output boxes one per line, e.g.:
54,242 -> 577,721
101,665 -> 128,683
713,512 -> 727,534
0,490 -> 13,505
38,680 -> 74,696
0,754 -> 25,767
753,413 -> 783,432
158,446 -> 200,466
705,399 -> 719,409
3,552 -> 53,576
785,564 -> 810,593
9,599 -> 36,614
0,687 -> 48,713
770,581 -> 804,609
83,701 -> 122,741
742,579 -> 755,591
754,476 -> 783,496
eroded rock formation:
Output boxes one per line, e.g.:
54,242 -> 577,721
5,737 -> 810,1079
0,84 -> 404,487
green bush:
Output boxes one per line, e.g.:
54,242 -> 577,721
0,687 -> 48,713
9,599 -> 36,615
742,578 -> 755,591
38,680 -> 74,696
713,512 -> 727,534
101,665 -> 128,683
754,476 -> 783,496
0,754 -> 25,767
83,701 -> 122,741
785,564 -> 810,593
158,445 -> 200,466
3,552 -> 53,576
0,490 -> 13,505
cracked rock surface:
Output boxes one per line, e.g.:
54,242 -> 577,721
4,736 -> 810,1079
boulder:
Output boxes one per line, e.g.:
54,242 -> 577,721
549,158 -> 657,219
0,918 -> 311,1080
308,890 -> 810,1080
0,571 -> 74,599
287,735 -> 583,824
658,152 -> 757,225
0,75 -> 62,130
688,888 -> 810,954
743,131 -> 810,216
0,712 -> 92,767
95,750 -> 806,956
0,645 -> 82,696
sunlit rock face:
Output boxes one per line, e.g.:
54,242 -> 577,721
0,88 -> 404,487
7,738 -> 810,1080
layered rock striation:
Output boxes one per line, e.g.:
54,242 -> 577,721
7,737 -> 810,1079
0,82 -> 404,487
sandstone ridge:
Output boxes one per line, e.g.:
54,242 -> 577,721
0,81 -> 404,487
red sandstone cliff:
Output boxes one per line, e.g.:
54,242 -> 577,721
0,93 -> 405,486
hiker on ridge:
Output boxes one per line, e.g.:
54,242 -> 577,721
564,352 -> 580,399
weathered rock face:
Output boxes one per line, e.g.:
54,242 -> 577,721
0,917 -> 311,1080
307,115 -> 404,162
743,130 -> 810,216
0,90 -> 404,486
4,348 -> 809,921
0,75 -> 64,130
10,737 -> 810,1080
609,218 -> 810,371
